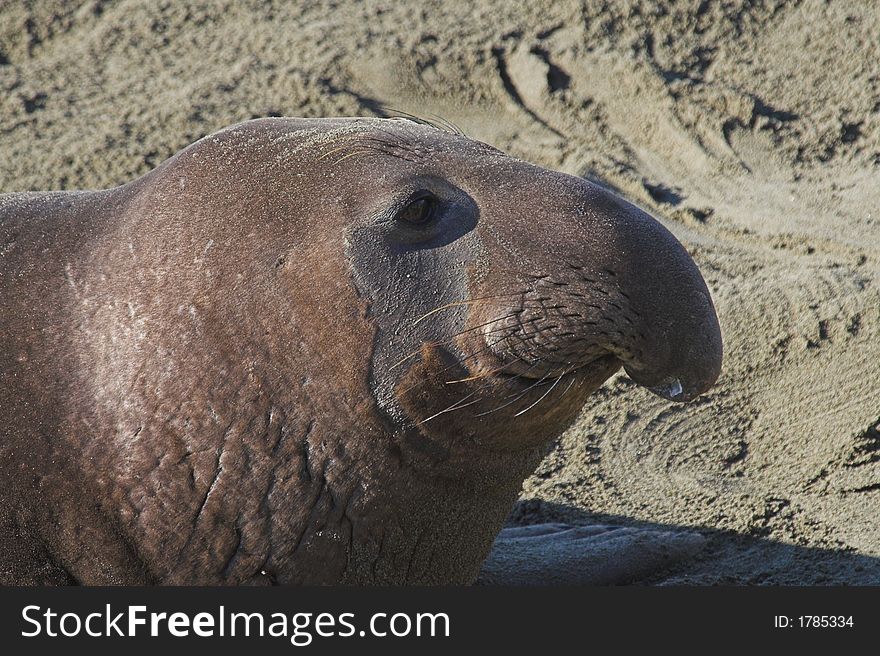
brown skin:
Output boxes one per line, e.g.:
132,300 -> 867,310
0,117 -> 721,585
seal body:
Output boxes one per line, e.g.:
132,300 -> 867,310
0,118 -> 721,584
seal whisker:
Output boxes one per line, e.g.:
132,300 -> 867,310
388,311 -> 521,372
392,343 -> 500,398
317,144 -> 354,161
472,364 -> 551,417
443,355 -> 527,385
380,107 -> 464,136
358,134 -> 427,162
412,292 -> 529,326
556,375 -> 579,402
418,356 -> 529,424
416,391 -> 481,425
332,150 -> 376,166
366,126 -> 430,157
512,368 -> 573,418
423,112 -> 466,137
393,331 -> 524,398
444,362 -> 514,384
314,133 -> 390,159
393,322 -> 534,399
446,314 -> 523,341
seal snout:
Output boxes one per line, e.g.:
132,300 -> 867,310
615,269 -> 723,403
473,181 -> 722,406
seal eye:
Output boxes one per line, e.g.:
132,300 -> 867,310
396,194 -> 437,227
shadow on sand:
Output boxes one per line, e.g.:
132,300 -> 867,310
503,499 -> 880,585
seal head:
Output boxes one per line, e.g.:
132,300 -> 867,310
341,118 -> 722,453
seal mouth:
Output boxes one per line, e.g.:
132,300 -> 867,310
648,376 -> 685,401
623,362 -> 716,403
493,354 -> 621,388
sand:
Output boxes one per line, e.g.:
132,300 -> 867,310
1,0 -> 877,584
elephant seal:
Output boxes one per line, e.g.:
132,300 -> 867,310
0,117 -> 722,585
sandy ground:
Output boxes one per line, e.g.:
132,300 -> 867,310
1,0 -> 878,584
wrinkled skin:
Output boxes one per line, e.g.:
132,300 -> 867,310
0,118 -> 721,585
